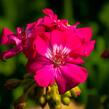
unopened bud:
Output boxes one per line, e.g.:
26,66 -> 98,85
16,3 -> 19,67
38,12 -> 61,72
39,95 -> 46,107
64,91 -> 71,97
46,95 -> 51,101
52,93 -> 61,102
62,96 -> 70,105
71,86 -> 81,97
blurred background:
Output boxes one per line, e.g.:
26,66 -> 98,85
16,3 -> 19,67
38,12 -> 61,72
0,0 -> 109,109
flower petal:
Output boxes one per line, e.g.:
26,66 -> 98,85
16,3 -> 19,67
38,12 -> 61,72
64,31 -> 81,50
66,57 -> 84,64
0,28 -> 22,46
0,28 -> 14,45
42,8 -> 57,19
55,64 -> 88,94
26,56 -> 51,74
43,8 -> 54,16
51,30 -> 81,50
34,35 -> 50,56
9,35 -> 22,46
79,40 -> 95,56
0,28 -> 23,60
34,65 -> 55,87
0,47 -> 22,60
51,30 -> 67,46
77,27 -> 92,42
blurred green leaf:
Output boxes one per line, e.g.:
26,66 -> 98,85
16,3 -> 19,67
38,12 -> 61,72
13,86 -> 24,100
0,58 -> 16,76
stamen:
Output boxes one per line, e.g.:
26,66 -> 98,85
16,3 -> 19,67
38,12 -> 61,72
45,45 -> 71,67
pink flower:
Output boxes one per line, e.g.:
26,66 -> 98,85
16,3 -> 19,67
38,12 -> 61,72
26,28 -> 94,94
26,8 -> 69,34
0,8 -> 95,94
69,26 -> 95,57
0,27 -> 34,60
0,28 -> 23,60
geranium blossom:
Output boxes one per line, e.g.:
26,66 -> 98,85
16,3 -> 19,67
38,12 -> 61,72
0,8 -> 95,94
27,28 -> 95,94
0,28 -> 23,60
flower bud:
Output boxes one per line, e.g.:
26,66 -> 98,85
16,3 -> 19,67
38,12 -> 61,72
39,95 -> 46,107
46,94 -> 51,101
64,91 -> 71,97
70,86 -> 81,97
62,96 -> 70,105
52,94 -> 61,102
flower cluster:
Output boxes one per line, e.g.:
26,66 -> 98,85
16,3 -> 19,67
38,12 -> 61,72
0,8 -> 95,94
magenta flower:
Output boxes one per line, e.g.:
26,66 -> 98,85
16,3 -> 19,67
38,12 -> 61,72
0,8 -> 95,94
0,28 -> 23,60
26,28 -> 95,94
0,25 -> 38,60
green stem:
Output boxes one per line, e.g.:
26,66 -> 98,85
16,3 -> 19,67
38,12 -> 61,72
24,83 -> 36,98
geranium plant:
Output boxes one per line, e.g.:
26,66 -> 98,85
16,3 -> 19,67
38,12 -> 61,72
0,8 -> 95,109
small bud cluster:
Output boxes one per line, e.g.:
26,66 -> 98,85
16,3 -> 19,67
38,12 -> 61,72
4,74 -> 81,109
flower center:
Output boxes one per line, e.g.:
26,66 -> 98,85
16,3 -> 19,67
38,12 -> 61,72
45,45 -> 70,67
